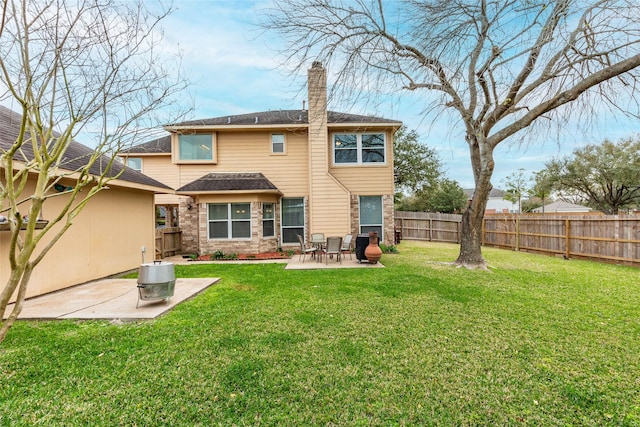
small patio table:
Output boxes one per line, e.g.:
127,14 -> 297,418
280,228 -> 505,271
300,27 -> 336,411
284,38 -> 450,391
310,235 -> 326,262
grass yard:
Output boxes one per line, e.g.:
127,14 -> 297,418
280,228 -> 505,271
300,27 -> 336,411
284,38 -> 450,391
1,241 -> 639,426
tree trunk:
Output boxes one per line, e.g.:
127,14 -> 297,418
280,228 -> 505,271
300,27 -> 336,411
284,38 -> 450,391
0,264 -> 34,343
456,193 -> 489,268
455,134 -> 494,269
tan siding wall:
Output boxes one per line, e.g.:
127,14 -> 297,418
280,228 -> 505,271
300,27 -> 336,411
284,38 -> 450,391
154,131 -> 310,196
328,128 -> 395,194
307,63 -> 351,237
330,166 -> 394,194
140,155 -> 179,188
1,179 -> 156,301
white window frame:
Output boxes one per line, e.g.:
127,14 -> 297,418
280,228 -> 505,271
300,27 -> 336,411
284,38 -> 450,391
359,195 -> 384,242
262,203 -> 275,238
332,132 -> 386,165
281,197 -> 305,244
207,203 -> 251,240
177,133 -> 217,163
271,133 -> 286,154
126,157 -> 142,172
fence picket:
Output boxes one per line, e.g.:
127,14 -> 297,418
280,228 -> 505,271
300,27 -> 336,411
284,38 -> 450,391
395,212 -> 640,267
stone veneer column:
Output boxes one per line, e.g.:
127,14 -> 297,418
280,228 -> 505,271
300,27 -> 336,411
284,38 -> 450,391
179,197 -> 199,254
382,194 -> 395,243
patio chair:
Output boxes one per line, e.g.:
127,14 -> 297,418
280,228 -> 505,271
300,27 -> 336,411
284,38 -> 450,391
297,234 -> 318,263
340,234 -> 353,260
323,236 -> 342,264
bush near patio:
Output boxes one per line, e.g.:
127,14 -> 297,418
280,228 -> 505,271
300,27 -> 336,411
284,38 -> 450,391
1,241 -> 639,426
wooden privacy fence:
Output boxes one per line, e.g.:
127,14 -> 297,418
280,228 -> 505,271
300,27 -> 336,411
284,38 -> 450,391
155,227 -> 182,259
395,211 -> 462,243
395,211 -> 640,267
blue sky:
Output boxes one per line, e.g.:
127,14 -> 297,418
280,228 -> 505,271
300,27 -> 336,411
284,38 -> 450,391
156,0 -> 639,189
6,0 -> 634,190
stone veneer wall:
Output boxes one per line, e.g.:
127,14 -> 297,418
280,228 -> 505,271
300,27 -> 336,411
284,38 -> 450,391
382,194 -> 395,243
194,201 -> 280,256
179,197 -> 199,254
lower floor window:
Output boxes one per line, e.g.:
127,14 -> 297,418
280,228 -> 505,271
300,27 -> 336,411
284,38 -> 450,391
281,197 -> 304,244
359,196 -> 383,241
208,203 -> 251,239
263,203 -> 275,237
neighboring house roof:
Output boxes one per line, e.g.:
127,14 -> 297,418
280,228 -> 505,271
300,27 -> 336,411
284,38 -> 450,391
176,173 -> 281,194
532,201 -> 592,213
463,188 -> 508,199
0,106 -> 171,191
164,109 -> 401,129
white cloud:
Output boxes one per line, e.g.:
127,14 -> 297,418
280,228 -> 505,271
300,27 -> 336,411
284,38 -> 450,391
143,0 -> 640,189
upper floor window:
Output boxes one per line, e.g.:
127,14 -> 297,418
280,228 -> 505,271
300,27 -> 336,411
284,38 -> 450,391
333,133 -> 386,165
179,134 -> 214,161
271,133 -> 285,154
126,157 -> 142,172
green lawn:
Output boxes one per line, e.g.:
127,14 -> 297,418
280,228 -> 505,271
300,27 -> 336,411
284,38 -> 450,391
1,241 -> 639,426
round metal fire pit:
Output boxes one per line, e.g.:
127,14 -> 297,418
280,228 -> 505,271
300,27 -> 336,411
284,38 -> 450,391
136,260 -> 175,308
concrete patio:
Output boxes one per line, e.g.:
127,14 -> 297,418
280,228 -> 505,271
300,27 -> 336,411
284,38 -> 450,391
284,254 -> 385,270
4,254 -> 384,321
4,278 -> 218,320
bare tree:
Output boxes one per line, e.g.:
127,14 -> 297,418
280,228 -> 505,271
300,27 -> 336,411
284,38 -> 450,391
262,0 -> 640,268
501,168 -> 529,213
0,0 -> 189,343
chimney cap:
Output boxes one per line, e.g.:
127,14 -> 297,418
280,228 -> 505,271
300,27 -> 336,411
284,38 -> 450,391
311,61 -> 323,68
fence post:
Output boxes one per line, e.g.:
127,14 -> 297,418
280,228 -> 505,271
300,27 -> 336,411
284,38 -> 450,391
565,219 -> 570,259
515,216 -> 520,251
481,217 -> 485,245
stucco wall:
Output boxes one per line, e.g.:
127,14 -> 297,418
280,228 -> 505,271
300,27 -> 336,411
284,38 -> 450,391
1,180 -> 156,301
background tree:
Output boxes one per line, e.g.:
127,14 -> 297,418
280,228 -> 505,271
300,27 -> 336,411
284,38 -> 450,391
264,0 -> 640,268
501,168 -> 529,214
393,125 -> 442,194
541,137 -> 640,214
426,179 -> 467,214
396,179 -> 466,213
530,169 -> 555,213
0,0 -> 189,343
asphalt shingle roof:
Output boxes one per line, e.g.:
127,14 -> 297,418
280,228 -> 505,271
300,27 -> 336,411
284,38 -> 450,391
0,106 -> 171,190
120,135 -> 171,154
124,110 -> 401,154
176,173 -> 280,193
166,109 -> 401,127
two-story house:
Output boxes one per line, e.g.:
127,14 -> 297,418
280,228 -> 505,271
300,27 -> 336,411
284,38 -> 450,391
121,62 -> 402,255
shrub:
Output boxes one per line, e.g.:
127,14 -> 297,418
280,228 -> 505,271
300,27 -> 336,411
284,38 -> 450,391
380,244 -> 399,253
